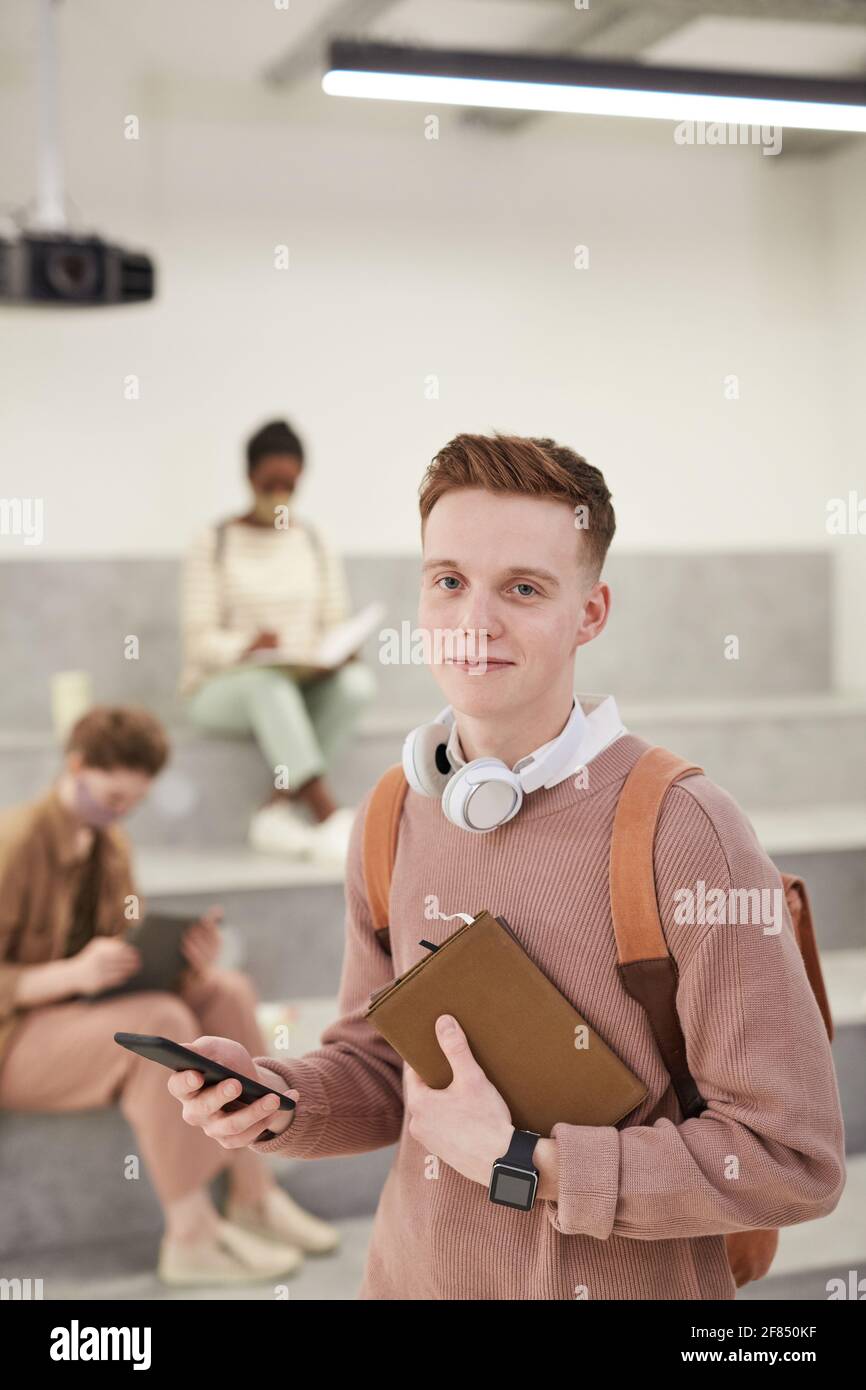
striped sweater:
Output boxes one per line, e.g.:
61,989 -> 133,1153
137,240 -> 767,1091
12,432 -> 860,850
252,730 -> 846,1300
179,517 -> 351,695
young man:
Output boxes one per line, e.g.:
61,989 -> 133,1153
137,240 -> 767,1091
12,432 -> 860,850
168,433 -> 845,1300
0,705 -> 337,1285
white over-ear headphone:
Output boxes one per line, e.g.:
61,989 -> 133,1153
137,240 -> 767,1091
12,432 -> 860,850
402,696 -> 623,834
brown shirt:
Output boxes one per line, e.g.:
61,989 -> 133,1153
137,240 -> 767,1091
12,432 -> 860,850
63,838 -> 104,960
0,788 -> 138,1066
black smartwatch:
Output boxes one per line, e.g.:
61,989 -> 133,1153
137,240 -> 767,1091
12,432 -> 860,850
488,1128 -> 541,1211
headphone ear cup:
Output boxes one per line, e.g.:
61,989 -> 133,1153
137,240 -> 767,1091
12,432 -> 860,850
441,761 -> 523,833
402,722 -> 454,797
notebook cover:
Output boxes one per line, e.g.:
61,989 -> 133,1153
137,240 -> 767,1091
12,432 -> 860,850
364,910 -> 648,1135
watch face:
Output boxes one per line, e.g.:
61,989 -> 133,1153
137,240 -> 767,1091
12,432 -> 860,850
489,1164 -> 537,1210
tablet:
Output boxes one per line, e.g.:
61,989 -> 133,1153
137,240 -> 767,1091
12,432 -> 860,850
88,914 -> 195,1000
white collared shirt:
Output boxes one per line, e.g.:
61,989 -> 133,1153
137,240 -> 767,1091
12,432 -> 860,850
444,692 -> 627,789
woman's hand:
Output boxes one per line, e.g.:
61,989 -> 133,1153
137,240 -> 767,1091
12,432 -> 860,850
182,907 -> 223,976
71,937 -> 141,995
244,629 -> 280,656
167,1035 -> 299,1148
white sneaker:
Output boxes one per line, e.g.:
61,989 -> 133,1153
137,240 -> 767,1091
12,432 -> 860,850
225,1186 -> 340,1255
158,1216 -> 303,1286
248,802 -> 315,859
307,807 -> 357,868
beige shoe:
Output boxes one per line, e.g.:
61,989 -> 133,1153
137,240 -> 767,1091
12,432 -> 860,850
158,1215 -> 304,1287
248,803 -> 315,859
225,1185 -> 340,1255
307,806 -> 356,868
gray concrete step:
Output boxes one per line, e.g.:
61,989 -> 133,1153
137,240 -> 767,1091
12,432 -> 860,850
0,551 -> 835,730
0,1103 -> 393,1262
147,876 -> 349,1000
622,693 -> 866,810
8,1157 -> 866,1298
0,1000 -> 392,1262
134,809 -> 866,995
0,1214 -> 375,1300
2,693 -> 865,847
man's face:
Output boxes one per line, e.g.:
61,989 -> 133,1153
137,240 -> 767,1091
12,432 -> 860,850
418,487 -> 599,720
67,754 -> 153,820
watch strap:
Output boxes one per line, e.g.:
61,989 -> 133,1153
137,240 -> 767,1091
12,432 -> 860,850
501,1128 -> 541,1170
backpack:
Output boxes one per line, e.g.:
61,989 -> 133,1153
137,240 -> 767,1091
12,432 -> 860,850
361,747 -> 835,1290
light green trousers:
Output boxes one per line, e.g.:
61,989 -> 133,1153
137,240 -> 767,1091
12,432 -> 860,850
185,661 -> 377,790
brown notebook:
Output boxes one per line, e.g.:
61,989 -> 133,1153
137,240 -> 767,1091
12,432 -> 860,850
364,909 -> 648,1136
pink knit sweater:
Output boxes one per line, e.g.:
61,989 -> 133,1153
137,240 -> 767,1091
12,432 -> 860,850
253,731 -> 846,1300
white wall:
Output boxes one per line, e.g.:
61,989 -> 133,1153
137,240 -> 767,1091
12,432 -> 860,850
0,9 -> 859,643
823,139 -> 866,691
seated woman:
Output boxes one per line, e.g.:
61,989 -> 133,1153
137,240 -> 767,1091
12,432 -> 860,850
0,706 -> 338,1286
180,418 -> 376,864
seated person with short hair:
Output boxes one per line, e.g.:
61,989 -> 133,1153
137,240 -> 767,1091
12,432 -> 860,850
0,705 -> 337,1286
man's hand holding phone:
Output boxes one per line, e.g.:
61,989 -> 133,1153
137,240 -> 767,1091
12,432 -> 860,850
167,1035 -> 299,1146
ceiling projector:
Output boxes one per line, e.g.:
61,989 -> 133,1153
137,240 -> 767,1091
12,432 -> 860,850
0,231 -> 155,306
2,0 -> 156,308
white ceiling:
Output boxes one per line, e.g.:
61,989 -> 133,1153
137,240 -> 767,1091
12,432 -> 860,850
646,14 -> 866,76
0,0 -> 340,81
1,0 -> 865,88
369,0 -> 567,52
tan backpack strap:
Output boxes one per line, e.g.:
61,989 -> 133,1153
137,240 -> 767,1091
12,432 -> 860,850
362,764 -> 409,956
610,746 -> 704,964
780,873 -> 833,1042
610,747 -> 706,1120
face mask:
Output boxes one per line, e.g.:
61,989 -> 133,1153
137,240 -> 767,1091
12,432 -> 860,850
252,490 -> 294,527
73,774 -> 124,828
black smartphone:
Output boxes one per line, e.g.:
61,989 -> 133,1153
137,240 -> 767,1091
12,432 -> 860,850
113,1032 -> 296,1114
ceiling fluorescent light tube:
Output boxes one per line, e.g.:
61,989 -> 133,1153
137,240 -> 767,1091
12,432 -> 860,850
322,42 -> 866,135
